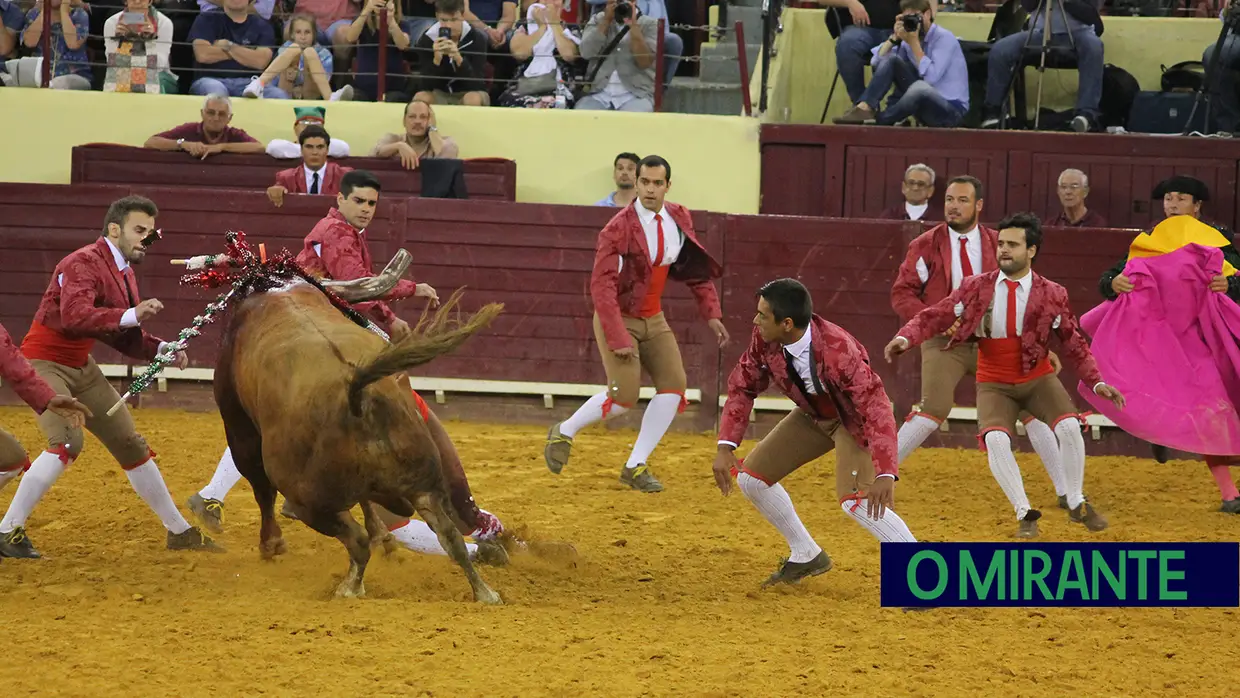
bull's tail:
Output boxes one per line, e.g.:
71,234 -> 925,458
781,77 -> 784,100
347,289 -> 503,416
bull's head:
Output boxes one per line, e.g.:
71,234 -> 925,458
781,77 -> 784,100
321,249 -> 414,302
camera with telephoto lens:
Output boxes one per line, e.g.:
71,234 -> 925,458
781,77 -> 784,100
900,12 -> 922,33
614,0 -> 633,22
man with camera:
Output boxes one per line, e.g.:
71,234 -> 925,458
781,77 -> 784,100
411,0 -> 491,106
575,0 -> 658,112
833,0 -> 968,127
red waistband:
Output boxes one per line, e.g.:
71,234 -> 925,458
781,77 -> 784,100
21,321 -> 94,368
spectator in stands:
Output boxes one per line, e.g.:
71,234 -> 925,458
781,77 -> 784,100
465,0 -> 516,48
188,0 -> 285,98
575,0 -> 658,112
372,99 -> 460,169
200,0 -> 278,23
345,0 -> 412,101
585,0 -> 680,88
879,163 -> 943,220
833,0 -> 967,127
1,0 -> 22,62
1203,7 -> 1240,135
401,0 -> 437,47
269,105 -> 352,158
143,93 -> 268,158
21,0 -> 91,90
103,0 -> 176,94
243,12 -> 354,99
980,0 -> 1103,133
595,151 -> 639,206
820,0 -> 900,105
411,0 -> 491,106
268,125 -> 353,206
499,0 -> 580,108
1048,168 -> 1107,227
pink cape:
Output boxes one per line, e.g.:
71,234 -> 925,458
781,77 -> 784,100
1077,244 -> 1240,455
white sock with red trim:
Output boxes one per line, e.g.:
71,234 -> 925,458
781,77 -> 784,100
560,392 -> 629,438
125,459 -> 192,535
737,472 -> 822,563
839,498 -> 918,542
199,447 -> 243,502
0,451 -> 66,533
624,393 -> 681,469
897,414 -> 940,464
1055,418 -> 1087,510
1025,418 -> 1066,497
984,431 -> 1031,521
0,464 -> 22,492
390,519 -> 477,557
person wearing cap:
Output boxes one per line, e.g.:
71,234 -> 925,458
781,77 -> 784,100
267,106 -> 351,159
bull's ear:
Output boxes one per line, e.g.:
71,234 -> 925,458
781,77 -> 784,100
321,249 -> 413,302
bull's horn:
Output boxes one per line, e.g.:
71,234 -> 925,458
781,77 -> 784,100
321,249 -> 413,302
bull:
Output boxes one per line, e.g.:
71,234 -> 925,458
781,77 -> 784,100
212,250 -> 504,603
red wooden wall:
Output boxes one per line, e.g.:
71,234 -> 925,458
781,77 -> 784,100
761,125 -> 1240,231
0,184 -> 1145,452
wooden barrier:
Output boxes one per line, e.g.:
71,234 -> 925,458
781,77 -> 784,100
70,144 -> 519,202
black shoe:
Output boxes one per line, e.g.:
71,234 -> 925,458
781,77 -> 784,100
1220,499 -> 1240,514
1150,444 -> 1170,463
1070,114 -> 1093,133
0,527 -> 41,559
762,550 -> 833,587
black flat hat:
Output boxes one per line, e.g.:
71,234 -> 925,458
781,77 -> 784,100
1152,175 -> 1210,202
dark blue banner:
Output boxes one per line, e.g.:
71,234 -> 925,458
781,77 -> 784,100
880,543 -> 1239,607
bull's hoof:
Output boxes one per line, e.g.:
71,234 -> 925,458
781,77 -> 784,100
335,582 -> 366,599
474,587 -> 502,605
472,540 -> 509,567
259,538 -> 288,560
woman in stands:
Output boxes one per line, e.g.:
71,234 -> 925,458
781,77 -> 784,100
243,13 -> 353,101
498,0 -> 579,109
345,0 -> 414,101
102,0 -> 174,94
19,0 -> 90,90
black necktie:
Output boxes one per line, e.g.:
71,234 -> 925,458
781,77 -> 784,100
785,347 -> 831,412
310,171 -> 320,195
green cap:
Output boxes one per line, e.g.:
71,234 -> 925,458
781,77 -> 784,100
293,106 -> 326,124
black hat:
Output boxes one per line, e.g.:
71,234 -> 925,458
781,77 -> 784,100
1152,175 -> 1210,202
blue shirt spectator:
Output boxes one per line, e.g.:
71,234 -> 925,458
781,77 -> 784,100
188,3 -> 284,98
22,4 -> 90,81
1,0 -> 23,60
870,23 -> 969,110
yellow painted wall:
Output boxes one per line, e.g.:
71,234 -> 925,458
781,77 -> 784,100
0,89 -> 762,213
754,9 -> 1223,124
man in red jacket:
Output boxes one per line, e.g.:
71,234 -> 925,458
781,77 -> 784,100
0,323 -> 92,496
0,196 -> 219,558
544,156 -> 730,493
885,213 -> 1123,537
266,124 -> 352,208
890,176 -> 1072,508
713,278 -> 917,585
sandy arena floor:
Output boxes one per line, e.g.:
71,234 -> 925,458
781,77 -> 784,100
0,406 -> 1237,697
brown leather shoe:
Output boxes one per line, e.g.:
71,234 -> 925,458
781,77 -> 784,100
1017,509 -> 1041,538
1069,502 -> 1109,532
832,104 -> 877,125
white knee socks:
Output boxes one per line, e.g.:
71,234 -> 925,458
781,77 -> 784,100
1025,419 -> 1067,497
0,450 -> 66,533
737,472 -> 822,563
1055,418 -> 1087,510
897,415 -> 940,464
390,519 -> 477,557
624,393 -> 680,469
126,459 -> 192,534
840,497 -> 918,542
560,392 -> 629,438
984,431 -> 1032,521
199,447 -> 243,502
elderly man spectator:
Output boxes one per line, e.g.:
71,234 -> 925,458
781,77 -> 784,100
144,94 -> 268,158
878,163 -> 943,220
833,0 -> 967,127
411,0 -> 491,106
372,100 -> 460,170
575,0 -> 658,112
268,125 -> 353,207
820,0 -> 900,105
268,106 -> 352,158
188,0 -> 285,98
1048,168 -> 1107,227
21,0 -> 91,90
596,152 -> 640,206
980,0 -> 1104,133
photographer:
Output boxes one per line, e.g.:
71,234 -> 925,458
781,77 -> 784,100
833,0 -> 967,127
1203,4 -> 1240,135
575,0 -> 658,112
344,0 -> 412,102
411,0 -> 490,106
980,0 -> 1104,133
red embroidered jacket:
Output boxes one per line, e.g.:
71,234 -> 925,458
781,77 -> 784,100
718,316 -> 899,478
0,322 -> 55,413
296,208 -> 419,333
895,270 -> 1104,386
590,202 -> 723,351
891,223 -> 999,323
273,161 -> 352,196
24,238 -> 164,364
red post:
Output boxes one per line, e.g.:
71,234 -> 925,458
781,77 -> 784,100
40,0 -> 52,88
734,20 -> 751,117
654,18 -> 665,113
377,8 -> 389,100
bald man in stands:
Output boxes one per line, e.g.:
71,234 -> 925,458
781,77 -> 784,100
1048,169 -> 1107,228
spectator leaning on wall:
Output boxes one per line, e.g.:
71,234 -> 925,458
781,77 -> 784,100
143,93 -> 268,159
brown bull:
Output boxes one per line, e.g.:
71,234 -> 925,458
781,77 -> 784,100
213,257 -> 503,603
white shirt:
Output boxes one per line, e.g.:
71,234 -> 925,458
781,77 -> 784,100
905,201 -> 929,221
598,69 -> 637,110
634,201 -> 683,266
986,271 -> 1032,338
266,138 -> 351,159
950,226 -> 983,290
304,163 -> 326,194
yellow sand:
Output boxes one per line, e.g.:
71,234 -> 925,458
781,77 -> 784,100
0,407 -> 1236,697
